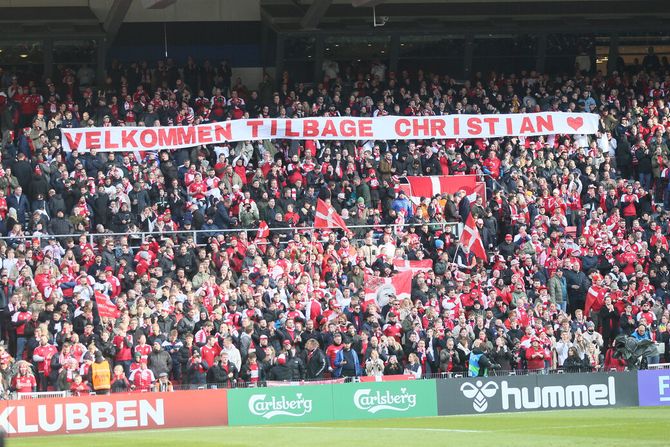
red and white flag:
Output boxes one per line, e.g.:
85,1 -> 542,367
392,259 -> 433,273
405,175 -> 485,204
364,270 -> 413,307
459,213 -> 487,260
257,220 -> 270,239
95,292 -> 120,319
315,199 -> 349,232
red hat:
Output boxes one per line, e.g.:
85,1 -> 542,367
505,234 -> 513,240
328,299 -> 340,308
282,339 -> 291,346
277,354 -> 286,365
104,266 -> 113,272
260,334 -> 268,340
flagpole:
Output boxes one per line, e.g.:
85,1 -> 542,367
452,243 -> 460,264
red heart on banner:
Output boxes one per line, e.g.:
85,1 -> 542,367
567,117 -> 584,131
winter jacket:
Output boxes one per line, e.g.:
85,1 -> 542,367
267,364 -> 292,381
186,359 -> 209,385
206,361 -> 238,386
303,348 -> 328,379
148,350 -> 172,378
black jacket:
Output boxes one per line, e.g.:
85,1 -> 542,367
563,355 -> 587,373
186,359 -> 209,385
206,361 -> 238,385
286,354 -> 306,380
302,348 -> 328,379
240,362 -> 266,383
267,364 -> 292,381
564,269 -> 590,302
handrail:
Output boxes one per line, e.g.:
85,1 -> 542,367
0,221 -> 461,248
2,367 -> 624,400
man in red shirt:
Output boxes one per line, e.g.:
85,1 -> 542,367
32,335 -> 58,391
134,335 -> 152,362
619,184 -> 638,228
113,324 -> 134,377
525,338 -> 550,370
636,301 -> 657,326
382,312 -> 403,343
201,335 -> 222,368
187,172 -> 207,202
325,332 -> 343,371
483,150 -> 501,179
11,299 -> 31,360
129,360 -> 156,392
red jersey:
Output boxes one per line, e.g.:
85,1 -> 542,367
382,322 -> 403,343
525,346 -> 549,370
620,194 -> 638,217
134,344 -> 152,362
201,344 -> 222,368
33,344 -> 58,375
129,368 -> 155,391
113,334 -> 133,361
12,311 -> 32,337
325,343 -> 343,369
70,382 -> 91,396
12,374 -> 37,393
187,181 -> 207,200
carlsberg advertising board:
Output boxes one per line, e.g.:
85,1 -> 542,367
333,380 -> 437,420
228,385 -> 333,426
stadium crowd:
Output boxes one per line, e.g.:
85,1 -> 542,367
0,51 -> 670,395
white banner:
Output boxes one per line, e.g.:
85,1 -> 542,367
60,112 -> 599,153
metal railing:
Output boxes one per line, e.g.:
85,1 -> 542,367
0,221 -> 460,249
5,366 -> 631,401
648,363 -> 670,370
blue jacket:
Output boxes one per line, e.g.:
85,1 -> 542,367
7,193 -> 30,224
631,329 -> 651,341
334,347 -> 361,378
391,197 -> 413,218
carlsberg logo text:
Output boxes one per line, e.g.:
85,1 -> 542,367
353,388 -> 417,413
248,393 -> 313,419
501,376 -> 616,410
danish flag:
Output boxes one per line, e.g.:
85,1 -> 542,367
257,220 -> 270,239
363,270 -> 413,307
315,199 -> 349,232
392,259 -> 433,272
459,213 -> 487,260
95,292 -> 120,319
405,175 -> 485,204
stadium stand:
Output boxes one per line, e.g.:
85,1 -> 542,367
0,18 -> 670,398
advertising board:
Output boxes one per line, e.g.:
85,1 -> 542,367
436,372 -> 638,415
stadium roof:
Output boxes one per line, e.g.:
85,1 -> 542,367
0,0 -> 668,41
261,0 -> 670,33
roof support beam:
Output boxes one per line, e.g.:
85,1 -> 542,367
300,0 -> 333,29
351,0 -> 386,6
103,0 -> 132,47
